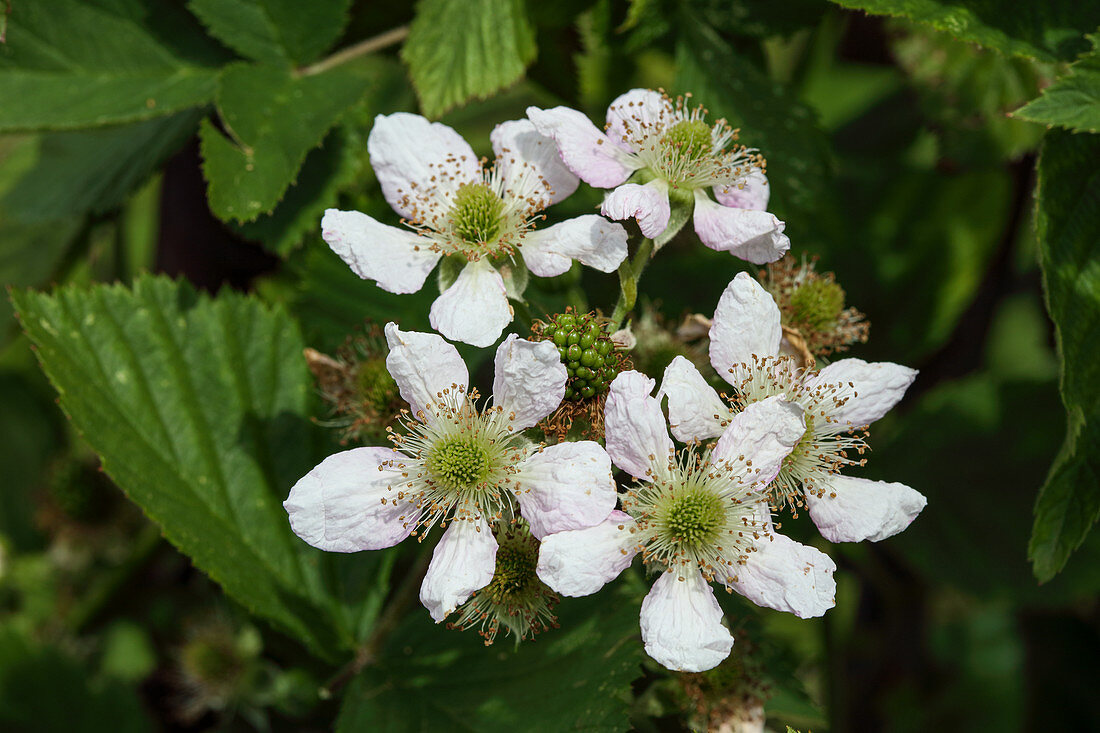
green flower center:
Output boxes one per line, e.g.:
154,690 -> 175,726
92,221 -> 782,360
450,182 -> 504,244
483,532 -> 541,606
355,357 -> 397,413
789,278 -> 845,333
662,120 -> 713,161
426,437 -> 492,492
661,487 -> 725,548
543,312 -> 619,401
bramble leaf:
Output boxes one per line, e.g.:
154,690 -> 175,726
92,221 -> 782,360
188,0 -> 352,67
1014,34 -> 1100,134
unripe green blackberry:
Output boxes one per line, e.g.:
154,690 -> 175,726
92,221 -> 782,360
536,311 -> 621,401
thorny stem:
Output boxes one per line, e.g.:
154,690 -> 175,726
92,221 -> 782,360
299,26 -> 410,77
610,237 -> 655,330
320,550 -> 431,698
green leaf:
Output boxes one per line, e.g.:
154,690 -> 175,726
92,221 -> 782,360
1014,34 -> 1100,134
11,276 -> 387,658
199,63 -> 370,223
0,0 -> 223,131
188,0 -> 352,67
827,0 -> 1100,62
401,0 -> 537,118
1029,130 -> 1100,581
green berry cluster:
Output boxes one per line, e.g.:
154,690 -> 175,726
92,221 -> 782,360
544,312 -> 618,400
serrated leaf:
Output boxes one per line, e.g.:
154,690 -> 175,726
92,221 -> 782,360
827,0 -> 1100,62
188,0 -> 352,67
11,276 -> 388,658
1028,131 -> 1100,582
0,0 -> 223,132
1014,34 -> 1100,134
199,63 -> 369,223
401,0 -> 537,118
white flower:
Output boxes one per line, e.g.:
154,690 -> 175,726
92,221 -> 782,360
284,324 -> 618,622
537,371 -> 836,673
658,272 -> 927,543
527,89 -> 789,262
321,114 -> 629,347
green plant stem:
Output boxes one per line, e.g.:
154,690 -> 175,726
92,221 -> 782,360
610,237 -> 654,330
299,26 -> 410,76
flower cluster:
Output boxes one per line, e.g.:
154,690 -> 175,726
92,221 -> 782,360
285,88 -> 926,673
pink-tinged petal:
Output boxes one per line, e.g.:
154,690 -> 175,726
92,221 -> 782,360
515,441 -> 616,539
658,356 -> 732,443
602,182 -> 671,239
693,192 -> 789,265
284,447 -> 418,553
714,167 -> 770,210
492,335 -> 567,431
368,112 -> 479,219
537,510 -> 638,596
321,209 -> 441,295
810,358 -> 917,427
806,475 -> 927,543
640,568 -> 733,673
527,105 -> 636,187
384,323 -> 469,416
491,119 -> 579,207
605,88 -> 675,154
419,516 -> 498,622
520,215 -> 629,277
429,259 -> 511,348
605,371 -> 675,480
712,396 -> 805,485
709,272 -> 782,384
726,532 -> 836,618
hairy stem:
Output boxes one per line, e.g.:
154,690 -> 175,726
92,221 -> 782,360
299,26 -> 410,76
610,237 -> 654,330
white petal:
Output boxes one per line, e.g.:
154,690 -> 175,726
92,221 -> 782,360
368,112 -> 479,219
602,182 -> 671,239
693,191 -> 790,265
384,323 -> 469,416
491,119 -> 579,207
714,167 -> 770,210
429,259 -> 512,348
640,568 -> 733,673
526,105 -> 636,187
536,510 -> 638,596
419,516 -> 498,622
520,215 -> 629,277
810,358 -> 917,427
515,441 -> 616,539
605,370 -> 674,480
321,209 -> 441,295
806,475 -> 927,543
657,356 -> 732,443
726,532 -> 836,618
284,447 -> 417,553
605,88 -> 675,154
712,395 -> 805,485
708,272 -> 782,385
492,335 -> 567,431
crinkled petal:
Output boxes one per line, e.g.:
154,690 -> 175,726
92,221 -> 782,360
714,167 -> 770,210
368,112 -> 479,219
537,510 -> 638,596
605,88 -> 675,154
284,447 -> 418,553
385,323 -> 469,416
806,475 -> 927,543
419,516 -> 498,622
640,568 -> 733,673
430,259 -> 512,347
709,272 -> 782,385
520,215 -> 629,277
321,209 -> 441,295
515,441 -> 616,539
810,358 -> 918,427
491,119 -> 579,207
602,182 -> 671,239
605,371 -> 674,480
726,532 -> 836,618
693,191 -> 789,264
527,105 -> 636,187
492,334 -> 567,431
658,356 -> 733,443
712,395 -> 805,485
